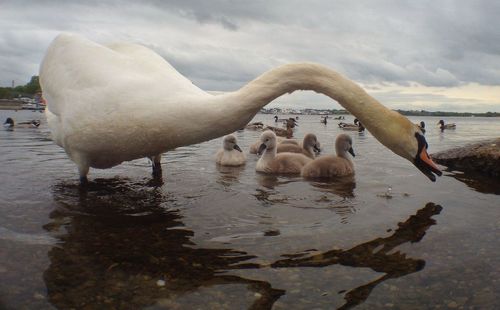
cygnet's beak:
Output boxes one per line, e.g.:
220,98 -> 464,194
257,143 -> 267,155
348,147 -> 355,157
414,133 -> 442,182
314,144 -> 321,153
233,144 -> 242,152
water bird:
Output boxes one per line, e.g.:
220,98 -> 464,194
40,33 -> 441,183
265,119 -> 296,138
277,133 -> 320,158
438,120 -> 456,131
256,131 -> 312,174
417,121 -> 426,134
302,134 -> 355,178
339,119 -> 365,132
215,134 -> 246,166
3,118 -> 40,128
250,135 -> 299,154
3,117 -> 13,128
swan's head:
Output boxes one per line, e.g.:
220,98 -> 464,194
438,120 -> 444,125
378,116 -> 441,182
223,134 -> 242,152
258,131 -> 277,155
303,133 -> 321,153
336,134 -> 355,157
413,132 -> 442,181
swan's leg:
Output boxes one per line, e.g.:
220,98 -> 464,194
72,152 -> 90,185
150,154 -> 162,178
78,163 -> 89,185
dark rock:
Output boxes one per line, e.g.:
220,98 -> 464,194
431,138 -> 500,177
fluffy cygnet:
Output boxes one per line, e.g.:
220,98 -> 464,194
277,133 -> 320,158
301,134 -> 355,178
256,131 -> 312,174
215,134 -> 246,166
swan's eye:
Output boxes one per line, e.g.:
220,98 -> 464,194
265,139 -> 269,142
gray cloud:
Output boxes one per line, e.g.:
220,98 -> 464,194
0,0 -> 499,111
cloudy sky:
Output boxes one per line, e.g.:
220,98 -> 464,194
1,0 -> 499,112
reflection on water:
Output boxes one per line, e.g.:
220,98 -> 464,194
266,202 -> 442,309
43,180 -> 441,309
45,180 -> 283,309
216,164 -> 245,188
445,170 -> 500,195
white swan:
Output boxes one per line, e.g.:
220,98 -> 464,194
215,134 -> 246,166
40,33 -> 441,183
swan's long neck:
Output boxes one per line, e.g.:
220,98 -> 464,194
172,63 -> 415,161
249,63 -> 407,125
217,63 -> 415,160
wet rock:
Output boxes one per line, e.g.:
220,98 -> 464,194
431,138 -> 500,177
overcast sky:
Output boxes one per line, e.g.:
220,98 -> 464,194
1,0 -> 499,112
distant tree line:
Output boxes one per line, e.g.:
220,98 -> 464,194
395,109 -> 499,117
0,76 -> 40,99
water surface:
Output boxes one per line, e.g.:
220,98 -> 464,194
1,110 -> 499,309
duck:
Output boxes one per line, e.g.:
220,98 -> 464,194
3,118 -> 41,128
438,120 -> 456,131
215,134 -> 246,166
3,117 -> 14,128
277,133 -> 320,158
256,131 -> 312,174
416,121 -> 426,134
338,118 -> 365,132
301,134 -> 355,179
265,119 -> 296,138
40,33 -> 441,183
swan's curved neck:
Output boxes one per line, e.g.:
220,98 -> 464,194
199,63 -> 401,135
171,63 -> 413,161
231,63 -> 404,132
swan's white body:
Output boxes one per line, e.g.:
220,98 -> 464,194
40,33 -> 441,182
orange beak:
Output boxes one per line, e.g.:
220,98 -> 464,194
414,133 -> 442,182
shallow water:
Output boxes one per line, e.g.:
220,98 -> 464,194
0,110 -> 499,309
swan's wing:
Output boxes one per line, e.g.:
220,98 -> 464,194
39,33 -> 208,117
